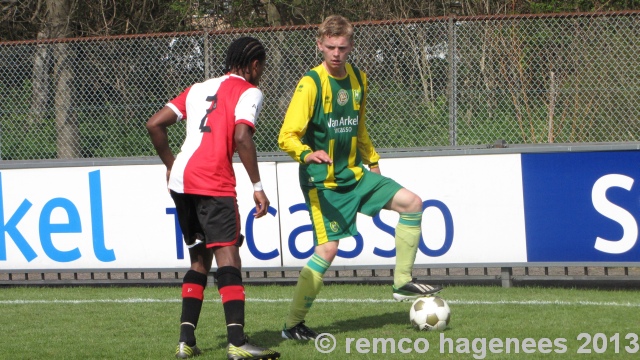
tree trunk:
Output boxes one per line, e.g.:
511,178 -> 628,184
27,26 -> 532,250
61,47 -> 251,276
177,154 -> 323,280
260,0 -> 282,27
30,30 -> 51,127
52,42 -> 78,159
44,0 -> 79,159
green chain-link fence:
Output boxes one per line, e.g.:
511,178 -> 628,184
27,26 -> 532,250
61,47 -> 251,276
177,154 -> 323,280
1,11 -> 638,160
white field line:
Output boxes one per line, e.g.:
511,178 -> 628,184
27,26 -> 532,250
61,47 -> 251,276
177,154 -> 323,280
2,298 -> 640,307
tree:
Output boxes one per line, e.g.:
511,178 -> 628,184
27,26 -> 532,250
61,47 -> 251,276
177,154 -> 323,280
40,0 -> 78,159
3,1 -> 638,159
3,1 -> 639,42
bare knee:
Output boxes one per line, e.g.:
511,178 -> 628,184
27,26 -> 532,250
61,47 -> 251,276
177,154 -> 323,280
315,241 -> 339,263
389,188 -> 423,213
189,264 -> 209,275
213,246 -> 242,269
406,192 -> 423,213
188,246 -> 214,274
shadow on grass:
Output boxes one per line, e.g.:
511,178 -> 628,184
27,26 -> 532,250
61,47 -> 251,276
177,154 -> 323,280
202,309 -> 454,357
234,310 -> 409,348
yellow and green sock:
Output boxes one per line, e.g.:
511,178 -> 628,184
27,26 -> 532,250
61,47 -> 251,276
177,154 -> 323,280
394,212 -> 422,288
285,253 -> 331,329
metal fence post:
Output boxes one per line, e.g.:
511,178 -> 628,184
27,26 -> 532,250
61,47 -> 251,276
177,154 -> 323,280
447,2 -> 461,146
204,31 -> 211,79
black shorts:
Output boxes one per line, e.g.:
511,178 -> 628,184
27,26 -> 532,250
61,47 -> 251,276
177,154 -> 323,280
170,191 -> 244,248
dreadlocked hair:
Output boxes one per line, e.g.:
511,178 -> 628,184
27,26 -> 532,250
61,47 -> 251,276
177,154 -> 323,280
224,37 -> 266,74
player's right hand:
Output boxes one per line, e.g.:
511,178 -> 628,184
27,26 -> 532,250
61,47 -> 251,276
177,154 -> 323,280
305,150 -> 333,164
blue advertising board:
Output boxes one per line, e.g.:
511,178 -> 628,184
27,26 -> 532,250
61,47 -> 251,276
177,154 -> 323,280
522,151 -> 640,262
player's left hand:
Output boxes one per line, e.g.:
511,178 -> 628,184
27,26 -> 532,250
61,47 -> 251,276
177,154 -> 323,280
253,190 -> 270,218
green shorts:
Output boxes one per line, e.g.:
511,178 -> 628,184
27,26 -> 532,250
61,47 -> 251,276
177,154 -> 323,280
301,170 -> 403,245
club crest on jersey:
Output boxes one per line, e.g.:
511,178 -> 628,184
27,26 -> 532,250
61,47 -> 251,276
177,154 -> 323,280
337,89 -> 349,106
329,221 -> 340,232
353,89 -> 362,103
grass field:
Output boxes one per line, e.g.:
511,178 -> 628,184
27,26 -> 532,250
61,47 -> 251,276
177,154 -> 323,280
1,284 -> 639,359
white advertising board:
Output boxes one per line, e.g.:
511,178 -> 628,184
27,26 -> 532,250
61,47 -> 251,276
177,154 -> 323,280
0,163 -> 280,271
0,154 -> 527,271
276,154 -> 527,268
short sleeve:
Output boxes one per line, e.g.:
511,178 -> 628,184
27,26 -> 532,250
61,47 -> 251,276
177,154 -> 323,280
235,87 -> 264,129
167,86 -> 191,121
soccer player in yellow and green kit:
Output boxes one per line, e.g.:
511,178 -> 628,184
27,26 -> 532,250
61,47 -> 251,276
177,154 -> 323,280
278,15 -> 443,340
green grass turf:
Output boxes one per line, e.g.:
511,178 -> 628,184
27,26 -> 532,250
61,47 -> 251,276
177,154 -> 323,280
1,284 -> 639,359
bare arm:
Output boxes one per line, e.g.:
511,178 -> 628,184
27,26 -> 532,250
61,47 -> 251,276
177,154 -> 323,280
146,106 -> 178,181
235,123 -> 269,218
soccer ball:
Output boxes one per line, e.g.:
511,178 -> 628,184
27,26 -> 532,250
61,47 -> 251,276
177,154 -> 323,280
409,296 -> 451,331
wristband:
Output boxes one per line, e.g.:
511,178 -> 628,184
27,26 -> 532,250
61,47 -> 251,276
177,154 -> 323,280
369,162 -> 379,168
253,181 -> 263,192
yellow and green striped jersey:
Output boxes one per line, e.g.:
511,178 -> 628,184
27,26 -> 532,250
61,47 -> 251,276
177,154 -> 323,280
278,63 -> 380,190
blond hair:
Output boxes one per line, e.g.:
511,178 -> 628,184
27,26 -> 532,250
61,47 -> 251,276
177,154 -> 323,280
317,15 -> 354,42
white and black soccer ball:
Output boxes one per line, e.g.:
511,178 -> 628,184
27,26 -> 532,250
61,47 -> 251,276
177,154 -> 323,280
409,296 -> 451,331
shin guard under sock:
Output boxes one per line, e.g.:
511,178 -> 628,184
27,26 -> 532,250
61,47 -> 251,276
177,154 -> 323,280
285,253 -> 330,329
394,212 -> 422,288
216,266 -> 245,346
180,270 -> 208,345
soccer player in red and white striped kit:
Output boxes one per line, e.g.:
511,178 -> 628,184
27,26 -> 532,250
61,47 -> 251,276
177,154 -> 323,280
147,37 -> 280,360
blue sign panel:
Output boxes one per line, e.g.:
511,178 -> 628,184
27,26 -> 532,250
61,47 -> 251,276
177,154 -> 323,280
522,151 -> 640,262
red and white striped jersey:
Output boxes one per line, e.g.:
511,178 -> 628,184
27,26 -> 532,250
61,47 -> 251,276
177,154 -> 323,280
166,74 -> 263,197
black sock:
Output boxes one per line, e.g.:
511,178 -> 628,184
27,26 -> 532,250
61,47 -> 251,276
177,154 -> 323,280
215,266 -> 245,346
179,323 -> 196,346
227,323 -> 245,346
179,270 -> 208,345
